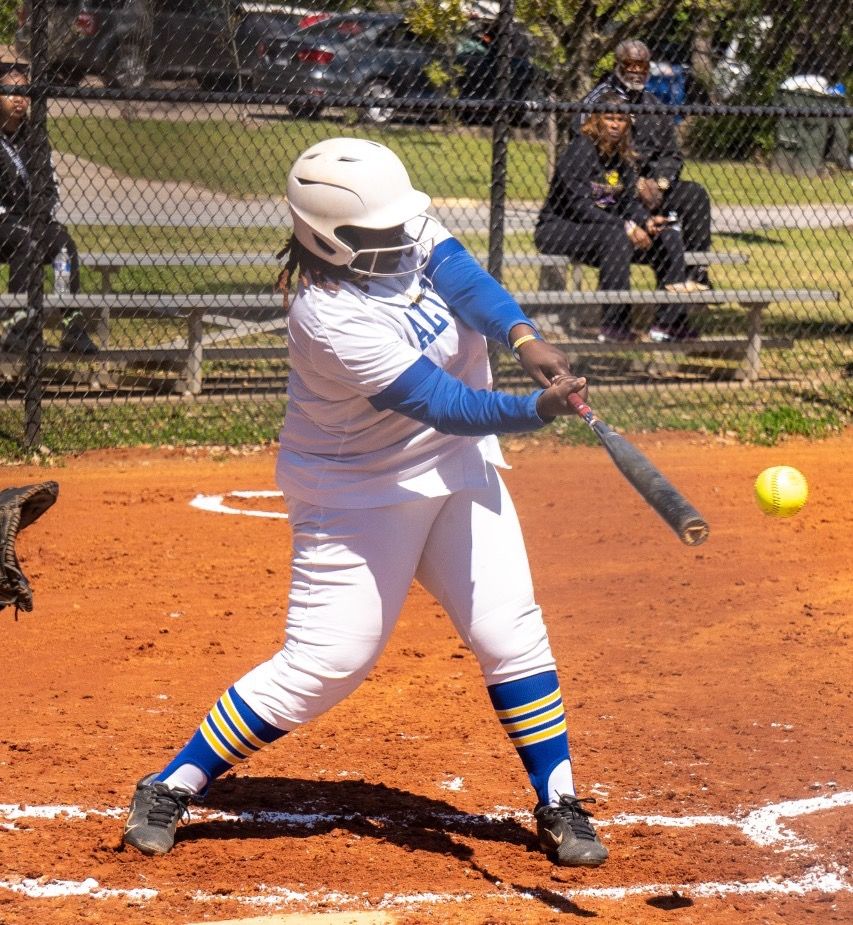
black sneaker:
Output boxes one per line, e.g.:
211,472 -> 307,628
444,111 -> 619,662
123,773 -> 192,856
534,794 -> 609,867
649,322 -> 701,343
0,316 -> 31,353
59,321 -> 99,355
597,325 -> 637,343
687,268 -> 712,289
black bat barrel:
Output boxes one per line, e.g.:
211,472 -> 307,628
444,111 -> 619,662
596,425 -> 709,546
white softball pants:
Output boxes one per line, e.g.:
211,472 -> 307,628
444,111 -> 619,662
235,465 -> 556,731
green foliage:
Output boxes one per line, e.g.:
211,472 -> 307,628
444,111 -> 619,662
405,0 -> 469,91
731,405 -> 843,446
405,0 -> 469,42
0,0 -> 17,44
422,59 -> 458,93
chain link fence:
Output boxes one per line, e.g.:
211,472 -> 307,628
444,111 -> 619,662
0,0 -> 850,453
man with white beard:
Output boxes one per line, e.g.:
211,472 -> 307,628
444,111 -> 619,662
577,40 -> 713,298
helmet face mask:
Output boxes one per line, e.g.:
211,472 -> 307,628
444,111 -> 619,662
287,138 -> 433,277
339,216 -> 433,278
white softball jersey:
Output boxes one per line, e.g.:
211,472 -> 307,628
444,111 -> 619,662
276,219 -> 507,507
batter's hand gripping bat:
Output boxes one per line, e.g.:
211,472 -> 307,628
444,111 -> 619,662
568,394 -> 709,546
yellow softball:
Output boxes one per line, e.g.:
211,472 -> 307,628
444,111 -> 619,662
754,466 -> 808,517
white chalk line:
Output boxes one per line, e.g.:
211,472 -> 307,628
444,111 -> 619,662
0,865 -> 848,908
0,791 -> 850,907
5,790 -> 850,849
189,489 -> 288,519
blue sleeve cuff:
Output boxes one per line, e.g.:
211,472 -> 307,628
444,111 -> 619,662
425,238 -> 536,347
370,355 -> 546,436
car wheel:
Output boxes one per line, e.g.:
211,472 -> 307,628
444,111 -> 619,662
106,43 -> 147,90
361,80 -> 396,125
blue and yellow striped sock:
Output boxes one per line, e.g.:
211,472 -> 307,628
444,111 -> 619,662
156,685 -> 285,792
488,670 -> 572,806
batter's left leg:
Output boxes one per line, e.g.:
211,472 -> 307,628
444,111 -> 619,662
416,468 -> 607,866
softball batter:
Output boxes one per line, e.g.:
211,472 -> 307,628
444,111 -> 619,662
122,137 -> 608,868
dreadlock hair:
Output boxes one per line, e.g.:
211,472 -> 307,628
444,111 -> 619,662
275,233 -> 361,309
581,90 -> 638,164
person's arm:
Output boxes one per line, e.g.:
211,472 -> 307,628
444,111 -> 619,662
0,147 -> 12,216
424,237 -> 531,348
642,97 -> 683,185
45,150 -> 61,220
616,162 -> 651,225
424,238 -> 573,386
370,354 -> 585,435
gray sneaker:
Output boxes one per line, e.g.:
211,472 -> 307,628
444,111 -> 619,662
123,773 -> 191,856
534,794 -> 609,867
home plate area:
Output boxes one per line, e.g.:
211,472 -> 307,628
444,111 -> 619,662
0,790 -> 850,919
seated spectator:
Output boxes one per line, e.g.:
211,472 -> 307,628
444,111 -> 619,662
535,91 -> 707,343
578,39 -> 713,290
0,63 -> 96,354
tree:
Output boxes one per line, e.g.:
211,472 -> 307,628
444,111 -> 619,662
0,0 -> 18,45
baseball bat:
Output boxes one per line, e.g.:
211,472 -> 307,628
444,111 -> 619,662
567,393 -> 709,546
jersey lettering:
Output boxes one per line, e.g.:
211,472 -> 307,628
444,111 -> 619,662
405,304 -> 449,351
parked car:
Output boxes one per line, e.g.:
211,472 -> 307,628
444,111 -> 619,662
14,0 -> 319,89
252,11 -> 544,125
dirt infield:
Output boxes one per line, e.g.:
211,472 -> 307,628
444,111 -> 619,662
0,429 -> 850,925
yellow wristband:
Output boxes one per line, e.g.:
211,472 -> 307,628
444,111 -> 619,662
511,333 -> 539,359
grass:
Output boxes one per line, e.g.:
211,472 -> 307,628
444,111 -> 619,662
545,389 -> 846,447
0,397 -> 285,461
1,386 -> 844,463
49,114 -> 853,206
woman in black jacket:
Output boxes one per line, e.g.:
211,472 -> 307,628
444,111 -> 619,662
535,91 -> 706,342
0,64 -> 96,354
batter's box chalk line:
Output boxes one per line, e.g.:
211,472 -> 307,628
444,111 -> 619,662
0,791 -> 850,908
190,489 -> 288,519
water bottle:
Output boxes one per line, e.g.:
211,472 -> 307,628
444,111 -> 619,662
666,211 -> 681,233
53,246 -> 71,295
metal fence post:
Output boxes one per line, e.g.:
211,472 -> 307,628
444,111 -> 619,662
486,0 -> 514,376
487,0 -> 514,287
23,0 -> 51,448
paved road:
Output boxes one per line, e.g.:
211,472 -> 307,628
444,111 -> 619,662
55,154 -> 853,234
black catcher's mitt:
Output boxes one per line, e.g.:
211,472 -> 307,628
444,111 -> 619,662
0,481 -> 59,617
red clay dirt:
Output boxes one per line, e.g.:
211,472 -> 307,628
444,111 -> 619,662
0,428 -> 850,925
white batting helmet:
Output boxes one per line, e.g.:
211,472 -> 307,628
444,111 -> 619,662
287,137 -> 432,271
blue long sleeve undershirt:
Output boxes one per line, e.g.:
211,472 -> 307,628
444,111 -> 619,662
370,355 -> 546,436
424,238 -> 535,347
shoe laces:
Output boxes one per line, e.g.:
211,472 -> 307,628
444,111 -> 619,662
146,783 -> 191,829
550,794 -> 598,840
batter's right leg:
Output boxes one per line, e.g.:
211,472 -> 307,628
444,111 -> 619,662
123,495 -> 443,855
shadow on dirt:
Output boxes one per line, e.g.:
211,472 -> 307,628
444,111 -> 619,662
193,775 -> 597,916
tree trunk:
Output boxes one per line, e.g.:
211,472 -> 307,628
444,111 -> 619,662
691,12 -> 719,104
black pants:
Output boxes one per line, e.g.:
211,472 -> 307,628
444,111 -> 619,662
662,180 -> 711,279
0,218 -> 81,297
535,218 -> 687,330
